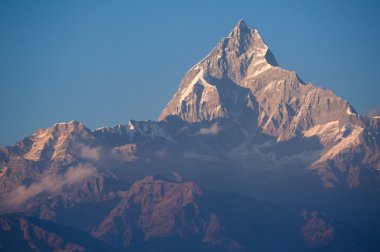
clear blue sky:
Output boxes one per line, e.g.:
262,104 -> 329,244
1,0 -> 380,146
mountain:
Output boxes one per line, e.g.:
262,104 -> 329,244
1,20 -> 380,251
3,176 -> 379,252
160,19 -> 380,187
160,19 -> 353,135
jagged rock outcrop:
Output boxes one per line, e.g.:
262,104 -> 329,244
92,176 -> 240,250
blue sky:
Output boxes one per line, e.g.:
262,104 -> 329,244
1,0 -> 380,146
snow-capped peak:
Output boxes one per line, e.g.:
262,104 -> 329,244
230,19 -> 250,35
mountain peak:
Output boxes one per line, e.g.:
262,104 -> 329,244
21,121 -> 94,162
159,19 -> 279,122
228,19 -> 258,52
233,19 -> 249,32
237,18 -> 246,25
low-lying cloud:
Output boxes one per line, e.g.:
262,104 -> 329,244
78,144 -> 101,161
198,123 -> 221,135
5,164 -> 96,209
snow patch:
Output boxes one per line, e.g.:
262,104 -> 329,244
128,121 -> 135,130
180,68 -> 204,101
303,121 -> 341,143
346,107 -> 355,115
317,124 -> 364,163
263,81 -> 276,92
247,63 -> 272,78
180,68 -> 216,102
24,130 -> 51,161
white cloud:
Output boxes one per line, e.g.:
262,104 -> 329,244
78,144 -> 101,161
198,123 -> 221,135
5,164 -> 96,209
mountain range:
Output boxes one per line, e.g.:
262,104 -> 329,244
1,20 -> 380,251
